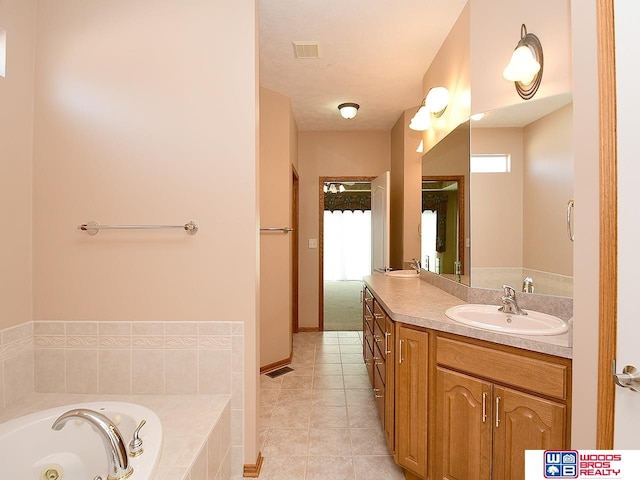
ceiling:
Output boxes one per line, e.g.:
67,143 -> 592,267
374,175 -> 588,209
259,0 -> 468,132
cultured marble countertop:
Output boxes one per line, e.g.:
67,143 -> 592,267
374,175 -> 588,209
0,392 -> 230,480
364,274 -> 572,359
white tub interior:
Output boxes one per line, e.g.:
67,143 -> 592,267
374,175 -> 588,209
0,401 -> 162,480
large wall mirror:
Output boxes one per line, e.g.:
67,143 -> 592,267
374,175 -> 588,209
420,93 -> 574,298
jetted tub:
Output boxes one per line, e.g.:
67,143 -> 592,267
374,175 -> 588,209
0,401 -> 162,480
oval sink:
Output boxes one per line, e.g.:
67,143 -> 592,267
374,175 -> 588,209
385,270 -> 420,278
445,304 -> 568,336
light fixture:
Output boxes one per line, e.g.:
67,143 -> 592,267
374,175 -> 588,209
503,24 -> 543,100
470,112 -> 485,121
338,102 -> 359,119
324,183 -> 346,194
409,105 -> 431,131
425,87 -> 450,117
416,140 -> 424,154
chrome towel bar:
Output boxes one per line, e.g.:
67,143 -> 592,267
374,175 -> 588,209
78,220 -> 198,235
260,227 -> 293,233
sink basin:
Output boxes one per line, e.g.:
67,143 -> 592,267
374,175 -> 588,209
445,304 -> 568,336
385,270 -> 420,278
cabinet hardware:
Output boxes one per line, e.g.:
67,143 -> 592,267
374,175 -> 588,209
375,360 -> 384,366
482,392 -> 487,423
384,331 -> 391,354
399,339 -> 404,364
374,313 -> 384,319
374,388 -> 384,399
567,199 -> 575,241
495,396 -> 501,428
374,334 -> 382,343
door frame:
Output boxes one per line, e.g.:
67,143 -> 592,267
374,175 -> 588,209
292,166 -> 300,335
318,176 -> 375,331
596,0 -> 617,448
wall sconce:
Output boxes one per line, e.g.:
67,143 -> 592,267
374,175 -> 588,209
425,87 -> 450,117
338,102 -> 359,119
409,104 -> 431,131
503,24 -> 543,100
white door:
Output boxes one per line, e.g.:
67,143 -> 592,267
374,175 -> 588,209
613,0 -> 640,448
371,171 -> 390,273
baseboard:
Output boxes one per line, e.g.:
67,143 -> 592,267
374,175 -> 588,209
298,327 -> 320,332
243,451 -> 264,478
260,356 -> 292,374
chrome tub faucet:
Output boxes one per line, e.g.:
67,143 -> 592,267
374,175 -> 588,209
498,284 -> 527,315
410,258 -> 421,273
51,408 -> 133,480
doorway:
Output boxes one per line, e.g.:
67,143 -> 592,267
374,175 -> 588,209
319,176 -> 374,331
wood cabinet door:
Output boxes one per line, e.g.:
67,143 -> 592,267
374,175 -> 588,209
492,386 -> 566,480
384,315 -> 395,454
435,368 -> 492,480
396,325 -> 429,478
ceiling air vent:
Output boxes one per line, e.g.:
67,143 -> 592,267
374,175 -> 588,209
293,41 -> 321,59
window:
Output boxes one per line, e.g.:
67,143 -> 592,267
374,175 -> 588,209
0,28 -> 6,78
470,154 -> 510,173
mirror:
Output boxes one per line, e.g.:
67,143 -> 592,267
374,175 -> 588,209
421,121 -> 470,284
470,93 -> 574,297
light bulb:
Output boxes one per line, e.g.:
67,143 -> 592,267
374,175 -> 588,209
503,45 -> 540,85
425,87 -> 450,114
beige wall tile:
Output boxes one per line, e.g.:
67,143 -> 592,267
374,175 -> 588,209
66,349 -> 98,393
132,322 -> 164,336
198,350 -> 231,394
207,428 -> 222,480
35,349 -> 65,393
2,322 -> 33,344
4,350 -> 34,405
199,322 -> 232,335
166,322 -> 198,336
98,322 -> 132,336
99,350 -> 132,394
132,350 -> 165,394
0,361 -> 4,408
34,321 -> 65,335
165,350 -> 197,394
66,322 -> 97,335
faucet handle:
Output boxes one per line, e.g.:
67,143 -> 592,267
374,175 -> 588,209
501,285 -> 516,298
129,419 -> 146,457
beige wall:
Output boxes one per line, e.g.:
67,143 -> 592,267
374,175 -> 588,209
570,0 -> 600,448
470,0 -> 572,115
523,103 -> 573,276
298,131 -> 390,329
259,87 -> 297,368
422,2 -> 471,152
29,0 -> 259,467
0,0 -> 35,331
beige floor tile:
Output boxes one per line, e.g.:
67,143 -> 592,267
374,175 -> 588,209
337,331 -> 360,338
345,389 -> 375,406
315,344 -> 341,354
286,365 -> 315,377
311,389 -> 347,406
315,353 -> 342,364
314,363 -> 342,375
308,428 -> 351,456
276,389 -> 313,406
281,375 -> 313,390
310,406 -> 349,428
339,344 -> 363,354
313,375 -> 345,389
263,428 -> 310,456
343,375 -> 371,389
261,375 -> 284,389
319,337 -> 340,345
349,428 -> 389,455
347,404 -> 381,428
261,389 -> 280,406
352,455 -> 404,480
338,337 -> 361,345
341,364 -> 368,376
260,405 -> 274,428
340,353 -> 365,364
306,456 -> 355,480
270,405 -> 312,428
259,455 -> 307,480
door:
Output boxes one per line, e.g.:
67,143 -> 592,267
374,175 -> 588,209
613,0 -> 640,447
492,386 -> 566,480
435,368 -> 492,480
371,171 -> 390,273
396,325 -> 428,477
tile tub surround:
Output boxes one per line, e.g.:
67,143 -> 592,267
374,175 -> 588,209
365,274 -> 572,358
0,393 -> 232,480
0,321 -> 34,409
259,331 -> 405,480
33,319 -> 245,476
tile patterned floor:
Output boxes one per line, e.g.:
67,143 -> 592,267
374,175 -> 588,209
259,331 -> 405,480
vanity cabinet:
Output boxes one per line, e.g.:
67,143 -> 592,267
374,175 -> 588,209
395,324 -> 429,478
435,335 -> 570,480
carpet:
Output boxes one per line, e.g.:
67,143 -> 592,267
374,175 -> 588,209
324,280 -> 364,331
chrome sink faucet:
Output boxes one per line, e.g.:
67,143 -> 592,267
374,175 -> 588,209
498,284 -> 527,315
52,408 -> 133,480
410,258 -> 421,273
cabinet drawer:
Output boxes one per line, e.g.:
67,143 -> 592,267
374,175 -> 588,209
374,362 -> 385,424
373,318 -> 386,359
436,336 -> 569,400
364,288 -> 374,313
373,302 -> 386,330
364,305 -> 375,336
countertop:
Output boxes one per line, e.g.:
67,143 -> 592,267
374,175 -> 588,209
364,274 -> 572,359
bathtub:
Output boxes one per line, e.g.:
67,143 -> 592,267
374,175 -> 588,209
0,401 -> 162,480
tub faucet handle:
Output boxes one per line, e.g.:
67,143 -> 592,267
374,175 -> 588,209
129,419 -> 146,457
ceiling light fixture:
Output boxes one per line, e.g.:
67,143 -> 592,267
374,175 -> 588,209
338,102 -> 359,120
425,87 -> 450,117
503,24 -> 544,100
324,183 -> 346,194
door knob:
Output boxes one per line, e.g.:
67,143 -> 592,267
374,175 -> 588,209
612,359 -> 640,394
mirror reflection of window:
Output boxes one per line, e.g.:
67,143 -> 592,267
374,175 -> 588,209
421,211 -> 437,272
470,154 -> 510,173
